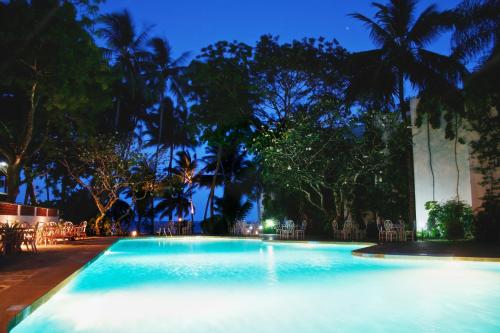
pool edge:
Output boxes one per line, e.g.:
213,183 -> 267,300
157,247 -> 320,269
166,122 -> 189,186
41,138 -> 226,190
351,250 -> 500,262
7,238 -> 121,332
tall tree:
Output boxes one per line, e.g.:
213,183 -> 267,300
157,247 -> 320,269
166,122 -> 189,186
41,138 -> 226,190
349,0 -> 464,226
0,0 -> 109,202
98,9 -> 151,133
147,37 -> 190,174
188,41 -> 257,225
452,0 -> 500,202
172,151 -> 201,222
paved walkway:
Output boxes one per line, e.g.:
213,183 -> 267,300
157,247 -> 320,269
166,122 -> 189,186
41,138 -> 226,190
353,241 -> 500,260
0,237 -> 119,332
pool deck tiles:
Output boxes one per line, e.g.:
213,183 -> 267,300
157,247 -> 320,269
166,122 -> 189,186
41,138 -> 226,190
0,237 -> 119,333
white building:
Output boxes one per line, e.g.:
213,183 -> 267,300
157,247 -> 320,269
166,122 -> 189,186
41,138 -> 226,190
411,99 -> 497,230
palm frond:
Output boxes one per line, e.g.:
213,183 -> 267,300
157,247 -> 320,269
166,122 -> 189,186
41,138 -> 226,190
349,12 -> 390,47
409,6 -> 453,47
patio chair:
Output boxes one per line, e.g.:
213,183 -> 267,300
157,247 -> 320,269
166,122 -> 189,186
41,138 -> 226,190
76,221 -> 87,239
46,222 -> 60,244
235,221 -> 246,236
402,224 -> 414,241
283,220 -> 295,239
331,220 -> 341,240
378,224 -> 386,242
295,220 -> 307,240
167,221 -> 177,236
351,223 -> 366,241
63,221 -> 75,239
182,221 -> 193,235
21,227 -> 37,253
341,221 -> 352,241
275,224 -> 283,239
384,220 -> 397,242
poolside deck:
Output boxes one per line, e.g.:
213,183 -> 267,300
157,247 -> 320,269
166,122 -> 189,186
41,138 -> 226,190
353,241 -> 500,261
0,237 -> 119,333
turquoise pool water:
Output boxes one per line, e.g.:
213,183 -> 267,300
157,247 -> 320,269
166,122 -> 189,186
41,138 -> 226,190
11,238 -> 500,333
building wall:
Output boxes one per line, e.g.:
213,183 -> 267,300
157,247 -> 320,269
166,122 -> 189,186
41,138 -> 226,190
411,99 -> 473,230
0,202 -> 59,226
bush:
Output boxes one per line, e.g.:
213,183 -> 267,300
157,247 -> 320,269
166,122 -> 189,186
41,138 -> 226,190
474,200 -> 500,242
201,215 -> 228,235
425,200 -> 473,240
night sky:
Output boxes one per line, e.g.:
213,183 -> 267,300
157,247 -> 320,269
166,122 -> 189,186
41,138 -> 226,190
101,0 -> 462,58
96,0 -> 462,222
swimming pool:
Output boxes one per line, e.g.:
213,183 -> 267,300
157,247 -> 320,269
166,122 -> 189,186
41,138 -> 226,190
10,238 -> 500,332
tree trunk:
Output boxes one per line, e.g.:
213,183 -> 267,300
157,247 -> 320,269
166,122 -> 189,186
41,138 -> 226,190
190,197 -> 195,223
256,190 -> 263,223
94,213 -> 106,236
4,81 -> 38,203
45,172 -> 50,202
152,93 -> 164,231
427,118 -> 435,201
23,165 -> 37,205
167,144 -> 175,222
61,174 -> 68,204
150,197 -> 155,234
203,145 -> 222,226
6,161 -> 21,203
399,73 -> 416,235
333,189 -> 344,224
454,115 -> 460,201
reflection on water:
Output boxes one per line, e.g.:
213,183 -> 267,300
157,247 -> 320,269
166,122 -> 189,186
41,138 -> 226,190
12,238 -> 500,333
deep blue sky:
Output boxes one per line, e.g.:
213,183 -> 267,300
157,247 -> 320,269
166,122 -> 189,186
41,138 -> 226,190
101,0 -> 462,58
97,0 -> 462,222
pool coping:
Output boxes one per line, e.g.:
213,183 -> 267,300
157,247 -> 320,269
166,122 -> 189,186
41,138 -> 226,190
351,250 -> 500,262
7,238 -> 120,332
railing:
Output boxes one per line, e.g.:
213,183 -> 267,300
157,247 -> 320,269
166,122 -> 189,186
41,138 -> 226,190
0,202 -> 59,225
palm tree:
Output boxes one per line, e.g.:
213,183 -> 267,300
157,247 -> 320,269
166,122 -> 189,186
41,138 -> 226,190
127,157 -> 156,233
98,10 -> 151,130
349,0 -> 465,227
173,150 -> 201,222
146,98 -> 194,175
202,143 -> 256,227
147,37 -> 190,174
451,0 -> 500,203
452,0 -> 500,64
451,0 -> 500,99
156,176 -> 192,222
149,37 -> 190,108
214,184 -> 253,233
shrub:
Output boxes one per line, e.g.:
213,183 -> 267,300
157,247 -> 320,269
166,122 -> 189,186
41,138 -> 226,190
201,215 -> 228,235
425,200 -> 473,240
474,199 -> 500,242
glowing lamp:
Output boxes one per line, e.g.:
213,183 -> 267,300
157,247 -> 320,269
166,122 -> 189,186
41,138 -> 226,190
264,219 -> 276,228
131,231 -> 138,237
